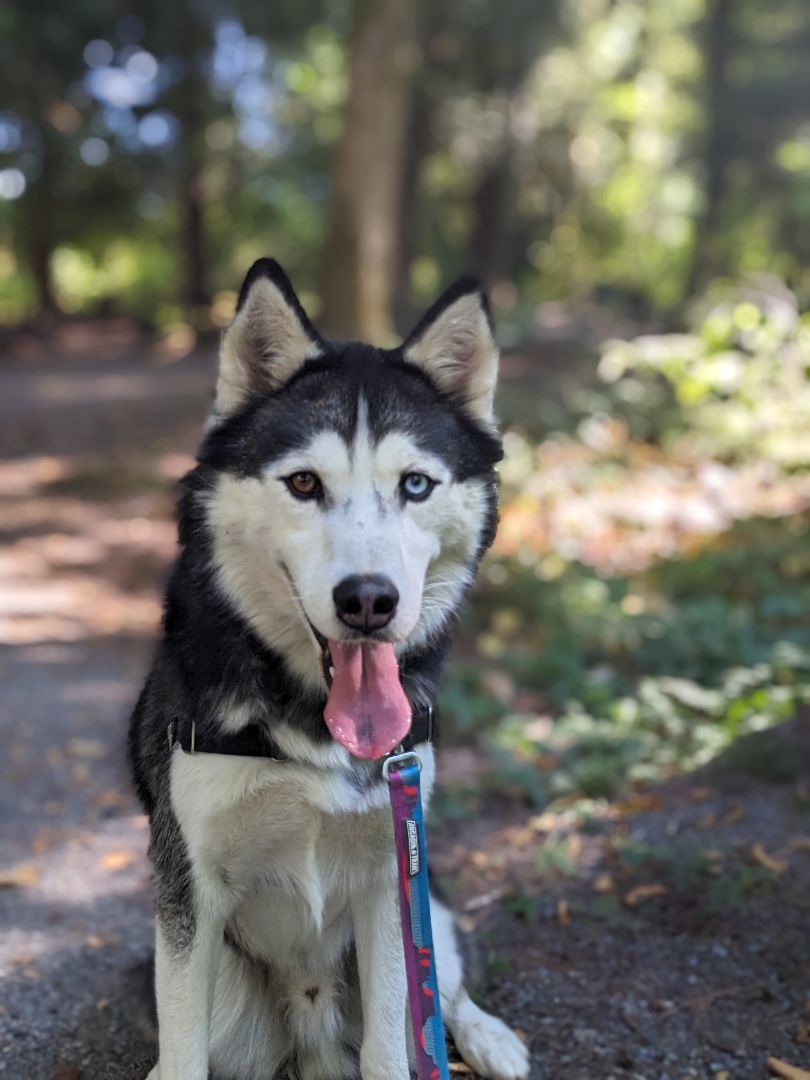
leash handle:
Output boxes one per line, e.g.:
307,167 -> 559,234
385,752 -> 450,1080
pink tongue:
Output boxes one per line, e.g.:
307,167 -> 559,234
324,641 -> 412,760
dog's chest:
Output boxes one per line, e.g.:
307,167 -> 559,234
170,750 -> 396,927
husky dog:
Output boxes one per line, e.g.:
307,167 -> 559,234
129,259 -> 529,1080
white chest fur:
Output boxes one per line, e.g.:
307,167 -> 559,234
169,744 -> 436,941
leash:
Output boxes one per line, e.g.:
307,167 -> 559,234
383,744 -> 450,1080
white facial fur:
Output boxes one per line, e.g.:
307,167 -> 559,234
205,399 -> 490,691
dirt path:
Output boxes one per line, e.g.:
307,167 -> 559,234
0,345 -> 808,1080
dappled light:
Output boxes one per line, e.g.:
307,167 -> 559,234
2,0 -> 810,1076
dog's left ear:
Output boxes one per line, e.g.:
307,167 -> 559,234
215,259 -> 323,419
403,277 -> 499,427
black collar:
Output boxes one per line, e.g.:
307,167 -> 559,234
167,704 -> 436,763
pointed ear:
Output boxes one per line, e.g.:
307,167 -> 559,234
402,277 -> 499,427
214,259 -> 323,419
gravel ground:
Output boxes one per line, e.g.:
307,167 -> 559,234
1,340 -> 809,1080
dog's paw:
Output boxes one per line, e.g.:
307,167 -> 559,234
452,995 -> 530,1080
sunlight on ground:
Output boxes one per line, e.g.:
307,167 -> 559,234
0,452 -> 193,644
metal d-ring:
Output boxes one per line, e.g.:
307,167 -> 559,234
382,749 -> 421,782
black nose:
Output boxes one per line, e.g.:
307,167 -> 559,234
333,574 -> 399,632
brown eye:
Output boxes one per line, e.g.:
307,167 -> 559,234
286,471 -> 322,499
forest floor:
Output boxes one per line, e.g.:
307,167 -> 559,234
0,329 -> 808,1080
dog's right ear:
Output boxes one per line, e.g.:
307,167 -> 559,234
214,259 -> 323,420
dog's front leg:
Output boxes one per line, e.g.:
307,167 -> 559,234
352,872 -> 410,1080
151,901 -> 224,1080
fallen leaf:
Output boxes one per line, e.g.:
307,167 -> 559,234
767,1056 -> 810,1080
86,934 -> 119,949
101,850 -> 136,872
96,998 -> 109,1011
462,886 -> 508,913
689,786 -> 716,803
751,842 -> 788,875
593,873 -> 614,893
32,829 -> 58,856
456,915 -> 477,934
697,812 -> 718,830
789,837 -> 810,853
528,812 -> 557,833
556,898 -> 571,925
624,883 -> 668,907
52,1067 -> 80,1080
715,1072 -> 730,1080
66,737 -> 106,759
795,1021 -> 810,1044
724,800 -> 745,824
613,792 -> 662,816
0,863 -> 39,889
703,849 -> 725,876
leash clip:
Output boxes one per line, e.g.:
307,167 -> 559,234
382,748 -> 421,782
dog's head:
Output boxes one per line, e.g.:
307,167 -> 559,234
195,259 -> 502,754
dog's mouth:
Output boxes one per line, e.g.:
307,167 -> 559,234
309,623 -> 413,761
279,565 -> 413,760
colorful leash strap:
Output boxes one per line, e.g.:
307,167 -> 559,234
383,750 -> 451,1080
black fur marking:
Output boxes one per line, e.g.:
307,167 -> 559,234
149,789 -> 196,955
402,275 -> 493,344
199,341 -> 501,483
128,263 -> 502,968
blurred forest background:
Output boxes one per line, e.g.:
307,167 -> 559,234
1,1 -> 810,1076
4,0 -> 810,335
2,0 -> 807,797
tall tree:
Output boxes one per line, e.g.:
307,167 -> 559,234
320,0 -> 414,341
688,0 -> 735,295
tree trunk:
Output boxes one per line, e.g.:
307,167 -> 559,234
688,0 -> 734,296
23,117 -> 58,319
320,0 -> 414,341
391,0 -> 447,332
392,72 -> 434,333
25,197 -> 58,317
183,160 -> 208,313
468,145 -> 514,282
173,5 -> 210,318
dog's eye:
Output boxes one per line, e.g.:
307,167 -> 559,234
285,471 -> 322,499
401,473 -> 435,501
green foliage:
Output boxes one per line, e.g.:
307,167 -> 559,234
599,279 -> 810,465
446,514 -> 810,806
3,0 -> 810,326
443,282 -> 810,806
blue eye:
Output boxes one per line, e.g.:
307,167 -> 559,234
401,473 -> 435,501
